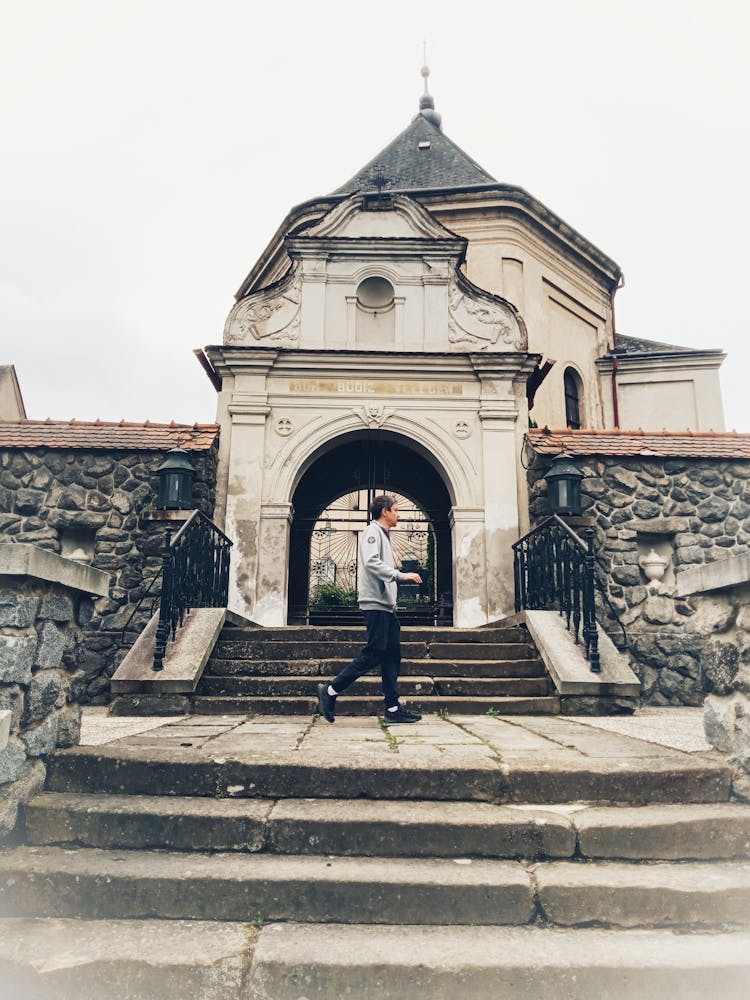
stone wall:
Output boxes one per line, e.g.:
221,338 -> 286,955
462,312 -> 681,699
527,454 -> 750,706
0,555 -> 108,842
698,562 -> 750,800
0,446 -> 217,702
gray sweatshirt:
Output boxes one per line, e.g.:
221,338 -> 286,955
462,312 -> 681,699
357,522 -> 405,612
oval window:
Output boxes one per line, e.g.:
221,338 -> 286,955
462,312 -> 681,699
356,276 -> 394,309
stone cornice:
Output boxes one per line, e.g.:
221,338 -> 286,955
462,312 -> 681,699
597,350 -> 726,375
287,236 -> 465,261
204,347 -> 278,378
206,347 -> 543,387
470,353 -> 541,379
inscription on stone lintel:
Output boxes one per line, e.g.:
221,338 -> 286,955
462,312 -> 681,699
288,379 -> 463,396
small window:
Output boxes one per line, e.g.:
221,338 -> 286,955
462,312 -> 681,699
564,368 -> 583,429
418,140 -> 431,150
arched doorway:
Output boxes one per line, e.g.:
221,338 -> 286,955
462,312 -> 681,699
287,431 -> 453,624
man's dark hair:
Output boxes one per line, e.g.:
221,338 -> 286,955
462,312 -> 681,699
370,494 -> 396,519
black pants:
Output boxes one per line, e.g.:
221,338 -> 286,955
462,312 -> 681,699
331,609 -> 401,709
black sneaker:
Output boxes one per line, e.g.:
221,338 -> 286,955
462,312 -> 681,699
383,706 -> 422,724
317,683 -> 336,723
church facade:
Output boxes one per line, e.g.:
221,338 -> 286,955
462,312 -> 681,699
204,79 -> 726,628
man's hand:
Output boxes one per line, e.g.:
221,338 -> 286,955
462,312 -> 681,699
402,572 -> 423,584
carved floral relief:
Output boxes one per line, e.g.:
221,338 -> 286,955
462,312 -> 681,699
224,271 -> 302,347
447,279 -> 525,352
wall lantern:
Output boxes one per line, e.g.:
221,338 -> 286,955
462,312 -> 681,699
157,448 -> 195,510
546,452 -> 583,516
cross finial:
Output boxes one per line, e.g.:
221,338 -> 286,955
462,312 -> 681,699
420,41 -> 430,95
417,42 -> 442,130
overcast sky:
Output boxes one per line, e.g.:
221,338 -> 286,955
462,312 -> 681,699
2,0 -> 748,430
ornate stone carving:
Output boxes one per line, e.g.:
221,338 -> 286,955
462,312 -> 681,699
639,548 -> 670,592
453,420 -> 472,439
275,417 -> 293,437
224,271 -> 301,347
447,279 -> 525,352
356,405 -> 392,429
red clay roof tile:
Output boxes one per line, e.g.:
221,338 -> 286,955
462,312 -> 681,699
528,428 -> 750,459
0,420 -> 219,451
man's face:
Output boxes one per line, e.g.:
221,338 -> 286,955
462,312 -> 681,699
382,503 -> 399,528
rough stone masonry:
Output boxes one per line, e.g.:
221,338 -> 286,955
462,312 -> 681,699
0,554 -> 108,841
527,453 -> 750,708
0,438 -> 217,702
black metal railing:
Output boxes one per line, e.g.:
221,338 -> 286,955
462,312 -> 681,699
512,515 -> 600,672
119,566 -> 162,647
153,511 -> 233,671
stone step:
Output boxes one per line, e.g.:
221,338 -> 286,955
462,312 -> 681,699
535,859 -> 750,927
25,794 -> 750,860
187,695 -> 561,716
1,846 -> 748,928
213,639 -> 536,661
4,920 -> 746,1000
0,917 -> 256,1000
222,626 -> 529,644
248,923 -> 750,1000
25,792 -> 274,852
195,676 -> 551,698
26,792 -> 750,861
0,845 -> 534,925
214,639 -> 428,659
198,675 -> 439,696
206,657 -> 548,678
45,744 -> 731,805
429,642 -> 537,660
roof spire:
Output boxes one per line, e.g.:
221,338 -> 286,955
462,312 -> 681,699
418,44 -> 442,131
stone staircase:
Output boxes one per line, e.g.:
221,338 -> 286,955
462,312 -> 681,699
191,622 -> 561,716
1,711 -> 749,997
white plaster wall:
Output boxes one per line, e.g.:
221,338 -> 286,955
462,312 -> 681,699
598,357 -> 726,432
430,208 -> 613,431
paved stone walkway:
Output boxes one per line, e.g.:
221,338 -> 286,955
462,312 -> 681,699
80,705 -> 712,756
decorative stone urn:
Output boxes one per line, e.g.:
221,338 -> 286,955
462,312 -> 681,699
639,549 -> 670,592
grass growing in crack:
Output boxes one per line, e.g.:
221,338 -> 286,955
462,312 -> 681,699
379,717 -> 406,753
436,708 -> 449,720
486,707 -> 499,717
251,911 -> 266,929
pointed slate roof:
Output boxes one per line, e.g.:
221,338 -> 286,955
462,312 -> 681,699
334,115 -> 496,195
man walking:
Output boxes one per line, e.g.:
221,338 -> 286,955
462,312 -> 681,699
317,495 -> 423,724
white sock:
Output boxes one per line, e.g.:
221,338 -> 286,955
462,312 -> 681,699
327,685 -> 338,697
387,705 -> 399,712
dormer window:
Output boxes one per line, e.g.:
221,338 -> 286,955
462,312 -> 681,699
418,141 -> 431,151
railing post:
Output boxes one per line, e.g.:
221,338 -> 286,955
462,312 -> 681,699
153,526 -> 173,672
582,528 -> 601,673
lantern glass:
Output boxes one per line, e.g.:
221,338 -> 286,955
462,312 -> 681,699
546,453 -> 583,516
157,449 -> 195,510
